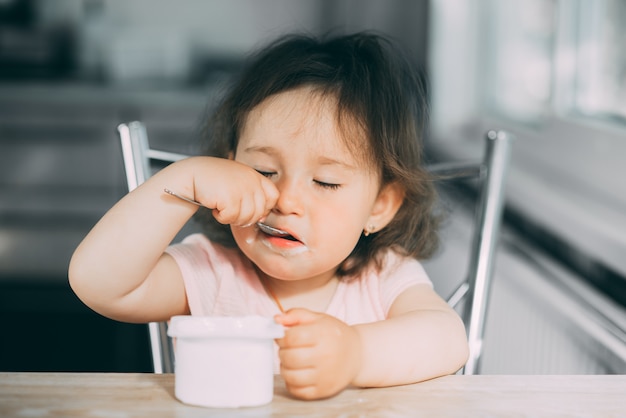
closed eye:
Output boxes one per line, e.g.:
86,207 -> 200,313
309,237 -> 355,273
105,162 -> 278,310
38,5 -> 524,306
255,170 -> 340,189
255,170 -> 276,178
314,180 -> 341,190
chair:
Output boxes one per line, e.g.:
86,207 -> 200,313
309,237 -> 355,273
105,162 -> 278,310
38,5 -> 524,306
428,130 -> 515,374
117,121 -> 187,374
117,121 -> 514,375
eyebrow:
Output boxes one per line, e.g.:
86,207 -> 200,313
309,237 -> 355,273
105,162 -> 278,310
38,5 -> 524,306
243,145 -> 278,156
243,145 -> 357,170
316,155 -> 357,170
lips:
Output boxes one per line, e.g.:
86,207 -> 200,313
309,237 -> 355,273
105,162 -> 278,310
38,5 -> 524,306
259,225 -> 303,244
278,234 -> 299,242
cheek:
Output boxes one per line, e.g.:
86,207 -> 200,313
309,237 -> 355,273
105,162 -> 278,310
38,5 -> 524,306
231,227 -> 253,251
313,204 -> 369,243
318,220 -> 366,265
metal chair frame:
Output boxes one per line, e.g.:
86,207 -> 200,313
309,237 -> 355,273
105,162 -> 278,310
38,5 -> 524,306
117,121 -> 514,375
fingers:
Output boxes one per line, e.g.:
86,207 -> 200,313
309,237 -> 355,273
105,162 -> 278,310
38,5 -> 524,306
279,352 -> 332,400
260,175 -> 279,213
280,359 -> 345,400
279,367 -> 321,400
276,325 -> 318,350
284,382 -> 321,401
276,313 -> 361,400
275,309 -> 321,350
275,308 -> 320,327
280,365 -> 316,386
209,167 -> 279,226
278,345 -> 316,368
212,187 -> 267,226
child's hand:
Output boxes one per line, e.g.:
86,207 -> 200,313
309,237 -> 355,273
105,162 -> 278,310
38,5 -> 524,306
274,308 -> 362,400
189,157 -> 279,227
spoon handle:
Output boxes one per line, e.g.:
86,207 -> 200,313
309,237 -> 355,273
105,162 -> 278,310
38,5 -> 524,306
164,188 -> 205,207
164,188 -> 289,236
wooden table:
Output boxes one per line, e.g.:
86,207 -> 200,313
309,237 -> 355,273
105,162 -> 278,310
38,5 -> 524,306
1,373 -> 624,417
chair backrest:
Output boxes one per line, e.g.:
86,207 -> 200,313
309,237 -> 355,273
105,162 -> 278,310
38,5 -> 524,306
429,130 -> 515,375
117,121 -> 514,375
117,121 -> 184,374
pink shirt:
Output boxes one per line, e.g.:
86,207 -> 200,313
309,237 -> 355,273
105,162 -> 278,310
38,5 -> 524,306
166,234 -> 432,372
165,233 -> 432,323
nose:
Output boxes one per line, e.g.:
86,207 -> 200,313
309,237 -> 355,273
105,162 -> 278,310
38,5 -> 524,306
272,177 -> 305,216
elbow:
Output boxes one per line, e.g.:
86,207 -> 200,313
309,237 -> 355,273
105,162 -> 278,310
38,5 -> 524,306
68,259 -> 117,320
447,313 -> 470,375
68,251 -> 156,323
67,251 -> 86,300
67,250 -> 109,315
423,309 -> 470,378
455,333 -> 470,374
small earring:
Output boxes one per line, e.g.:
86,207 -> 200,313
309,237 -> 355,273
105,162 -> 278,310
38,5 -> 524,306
364,225 -> 375,237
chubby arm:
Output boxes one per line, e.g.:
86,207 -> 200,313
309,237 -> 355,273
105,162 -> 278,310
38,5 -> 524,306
352,284 -> 469,387
275,284 -> 468,399
68,156 -> 277,323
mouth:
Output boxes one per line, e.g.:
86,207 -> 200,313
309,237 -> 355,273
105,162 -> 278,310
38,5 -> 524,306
262,229 -> 301,243
257,223 -> 304,246
276,234 -> 299,242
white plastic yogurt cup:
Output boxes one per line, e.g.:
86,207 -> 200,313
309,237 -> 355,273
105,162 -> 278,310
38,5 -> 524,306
167,315 -> 284,408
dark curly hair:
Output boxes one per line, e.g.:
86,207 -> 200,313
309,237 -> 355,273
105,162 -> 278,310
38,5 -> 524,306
196,32 -> 439,278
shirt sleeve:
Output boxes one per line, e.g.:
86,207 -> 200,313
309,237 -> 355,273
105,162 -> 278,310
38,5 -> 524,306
164,234 -> 223,316
378,250 -> 433,316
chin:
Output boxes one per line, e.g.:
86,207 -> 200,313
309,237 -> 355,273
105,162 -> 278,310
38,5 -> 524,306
254,258 -> 307,280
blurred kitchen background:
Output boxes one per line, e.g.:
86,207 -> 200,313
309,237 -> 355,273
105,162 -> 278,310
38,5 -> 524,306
1,0 -> 624,374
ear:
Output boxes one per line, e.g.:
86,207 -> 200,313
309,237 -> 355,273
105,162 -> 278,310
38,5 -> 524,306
365,182 -> 405,234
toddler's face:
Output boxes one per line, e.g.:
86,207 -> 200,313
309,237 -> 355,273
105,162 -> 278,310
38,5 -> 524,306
231,87 -> 381,283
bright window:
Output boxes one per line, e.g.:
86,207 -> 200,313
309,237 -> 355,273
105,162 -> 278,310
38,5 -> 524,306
428,0 -> 626,295
570,0 -> 626,120
484,0 -> 626,124
485,0 -> 557,122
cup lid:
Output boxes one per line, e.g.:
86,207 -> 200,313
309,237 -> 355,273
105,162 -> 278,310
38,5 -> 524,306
167,315 -> 284,339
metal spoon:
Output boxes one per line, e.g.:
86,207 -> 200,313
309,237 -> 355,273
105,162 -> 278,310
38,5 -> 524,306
164,188 -> 290,237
